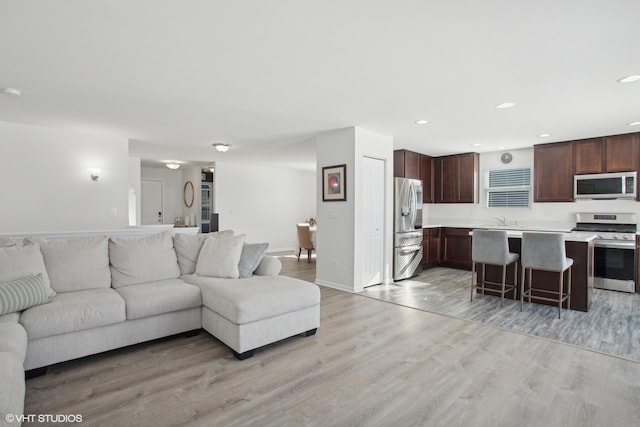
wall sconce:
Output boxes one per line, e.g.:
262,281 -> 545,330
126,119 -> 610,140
89,168 -> 101,181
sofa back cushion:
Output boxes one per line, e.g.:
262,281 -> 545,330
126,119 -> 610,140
24,236 -> 111,293
0,238 -> 15,248
173,230 -> 234,275
0,244 -> 55,297
109,231 -> 181,288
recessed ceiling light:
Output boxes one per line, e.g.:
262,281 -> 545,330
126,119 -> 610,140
617,75 -> 640,84
628,121 -> 640,126
495,102 -> 516,109
212,143 -> 231,152
538,133 -> 551,138
166,163 -> 180,170
471,143 -> 481,147
1,87 -> 22,97
414,119 -> 429,125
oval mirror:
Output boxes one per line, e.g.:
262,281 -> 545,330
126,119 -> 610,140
183,181 -> 194,208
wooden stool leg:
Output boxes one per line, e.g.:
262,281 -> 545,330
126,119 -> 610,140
513,261 -> 518,300
470,262 -> 476,302
500,264 -> 507,308
481,264 -> 486,295
528,269 -> 532,304
558,270 -> 564,319
567,267 -> 571,310
520,267 -> 525,311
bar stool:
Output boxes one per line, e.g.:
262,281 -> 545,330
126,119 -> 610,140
520,232 -> 573,319
470,229 -> 519,307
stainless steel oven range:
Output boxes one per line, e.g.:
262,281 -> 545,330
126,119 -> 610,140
573,213 -> 637,293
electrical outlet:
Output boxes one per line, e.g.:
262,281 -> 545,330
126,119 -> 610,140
108,208 -> 118,216
330,259 -> 338,267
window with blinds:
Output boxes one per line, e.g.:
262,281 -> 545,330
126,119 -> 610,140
486,168 -> 531,208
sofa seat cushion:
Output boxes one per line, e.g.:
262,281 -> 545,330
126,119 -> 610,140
182,275 -> 320,325
0,322 -> 28,361
115,279 -> 202,320
0,352 -> 25,424
19,289 -> 125,339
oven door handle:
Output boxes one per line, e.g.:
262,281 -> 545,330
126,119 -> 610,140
595,241 -> 635,249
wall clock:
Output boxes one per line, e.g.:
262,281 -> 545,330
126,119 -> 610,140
500,152 -> 513,164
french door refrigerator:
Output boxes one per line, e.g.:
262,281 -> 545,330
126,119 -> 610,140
394,177 -> 423,280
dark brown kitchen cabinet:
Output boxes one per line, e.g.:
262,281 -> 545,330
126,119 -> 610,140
440,227 -> 472,270
534,142 -> 574,202
420,154 -> 433,203
394,149 -> 421,179
434,153 -> 479,203
605,133 -> 639,172
422,227 -> 440,267
574,138 -> 605,175
574,133 -> 640,175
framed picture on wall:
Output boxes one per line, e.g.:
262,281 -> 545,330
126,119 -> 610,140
322,164 -> 346,201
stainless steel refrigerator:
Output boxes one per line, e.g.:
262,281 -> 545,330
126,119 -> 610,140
393,177 -> 423,280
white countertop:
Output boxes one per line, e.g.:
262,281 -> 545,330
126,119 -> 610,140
422,224 -> 597,242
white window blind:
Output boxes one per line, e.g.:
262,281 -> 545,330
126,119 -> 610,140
486,168 -> 531,208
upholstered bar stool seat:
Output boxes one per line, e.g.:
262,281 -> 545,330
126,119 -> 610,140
520,232 -> 573,319
470,229 -> 519,307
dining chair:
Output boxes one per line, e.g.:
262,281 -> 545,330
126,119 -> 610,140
296,223 -> 315,262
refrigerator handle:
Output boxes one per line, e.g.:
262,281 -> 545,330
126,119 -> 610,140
409,182 -> 417,227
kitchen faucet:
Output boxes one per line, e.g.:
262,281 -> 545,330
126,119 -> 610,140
493,216 -> 507,225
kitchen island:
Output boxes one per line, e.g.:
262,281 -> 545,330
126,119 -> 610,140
471,230 -> 596,312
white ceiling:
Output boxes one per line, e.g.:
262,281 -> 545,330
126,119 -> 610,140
1,1 -> 639,171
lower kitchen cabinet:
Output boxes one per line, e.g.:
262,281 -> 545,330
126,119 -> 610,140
440,227 -> 472,270
422,228 -> 440,267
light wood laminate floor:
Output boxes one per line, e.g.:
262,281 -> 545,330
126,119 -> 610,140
361,266 -> 640,362
24,255 -> 640,426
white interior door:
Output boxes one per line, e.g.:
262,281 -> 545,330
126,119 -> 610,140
362,156 -> 385,287
141,179 -> 164,224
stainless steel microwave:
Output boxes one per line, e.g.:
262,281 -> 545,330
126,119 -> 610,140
574,172 -> 637,200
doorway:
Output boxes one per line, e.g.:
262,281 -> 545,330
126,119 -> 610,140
362,156 -> 385,287
141,179 -> 164,224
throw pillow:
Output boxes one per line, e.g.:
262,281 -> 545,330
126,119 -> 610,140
0,244 -> 55,298
173,230 -> 234,275
0,238 -> 15,248
195,234 -> 246,278
109,231 -> 181,288
238,243 -> 269,278
0,273 -> 49,316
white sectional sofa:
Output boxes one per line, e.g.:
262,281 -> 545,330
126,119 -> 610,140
0,231 -> 320,427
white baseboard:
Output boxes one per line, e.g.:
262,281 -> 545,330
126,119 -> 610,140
314,279 -> 353,293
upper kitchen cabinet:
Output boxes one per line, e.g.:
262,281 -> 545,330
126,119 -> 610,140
574,133 -> 640,174
420,154 -> 434,203
534,142 -> 574,202
434,153 -> 479,203
394,149 -> 421,179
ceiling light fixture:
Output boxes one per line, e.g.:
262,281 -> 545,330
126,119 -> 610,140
628,121 -> 640,126
213,143 -> 231,152
414,119 -> 429,125
538,133 -> 551,138
166,163 -> 180,170
617,75 -> 640,84
1,87 -> 22,97
471,143 -> 481,147
495,102 -> 516,109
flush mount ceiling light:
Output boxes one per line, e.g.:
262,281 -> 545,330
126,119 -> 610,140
628,121 -> 640,126
495,102 -> 516,109
1,87 -> 22,97
212,143 -> 231,152
166,163 -> 180,170
617,75 -> 640,84
471,143 -> 481,147
414,119 -> 429,125
538,133 -> 551,138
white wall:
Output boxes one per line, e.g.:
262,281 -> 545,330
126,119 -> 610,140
315,127 -> 394,292
128,157 -> 141,225
425,147 -> 640,227
0,121 -> 129,233
181,165 -> 201,226
215,161 -> 316,251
